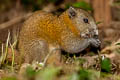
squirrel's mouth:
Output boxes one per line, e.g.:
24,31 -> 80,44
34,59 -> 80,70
80,28 -> 99,39
80,32 -> 93,39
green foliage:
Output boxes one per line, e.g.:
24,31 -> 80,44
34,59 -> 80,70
101,58 -> 111,73
75,58 -> 86,65
96,21 -> 102,25
26,66 -> 37,78
0,32 -> 10,67
78,69 -> 90,80
21,0 -> 44,11
0,32 -> 16,71
65,3 -> 71,9
36,67 -> 61,80
69,73 -> 79,80
113,2 -> 120,6
69,69 -> 100,80
116,43 -> 120,45
37,0 -> 44,5
65,0 -> 93,11
48,0 -> 58,3
0,76 -> 17,80
72,1 -> 93,11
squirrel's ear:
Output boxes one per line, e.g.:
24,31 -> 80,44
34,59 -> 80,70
68,6 -> 76,18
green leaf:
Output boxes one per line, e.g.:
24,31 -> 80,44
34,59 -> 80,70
65,3 -> 71,9
101,58 -> 111,73
96,21 -> 102,25
72,1 -> 93,11
69,73 -> 79,80
78,69 -> 90,80
69,69 -> 100,80
36,67 -> 61,80
116,43 -> 120,45
26,66 -> 36,78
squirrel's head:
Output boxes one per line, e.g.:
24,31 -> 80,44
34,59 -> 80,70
63,7 -> 101,48
67,7 -> 98,37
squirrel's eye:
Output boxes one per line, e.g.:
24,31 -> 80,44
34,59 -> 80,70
83,18 -> 89,23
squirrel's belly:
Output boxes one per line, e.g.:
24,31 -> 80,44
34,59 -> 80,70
61,39 -> 90,53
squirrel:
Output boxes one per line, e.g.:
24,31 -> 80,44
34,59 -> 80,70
18,7 -> 101,65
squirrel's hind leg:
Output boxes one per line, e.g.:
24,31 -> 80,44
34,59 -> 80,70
24,39 -> 49,63
24,40 -> 62,66
45,43 -> 62,66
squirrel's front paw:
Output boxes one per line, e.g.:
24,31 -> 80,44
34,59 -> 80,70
88,38 -> 101,48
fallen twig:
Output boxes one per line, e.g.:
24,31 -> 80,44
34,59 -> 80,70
0,13 -> 32,30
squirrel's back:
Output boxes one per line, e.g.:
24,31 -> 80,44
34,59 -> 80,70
20,11 -> 70,43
